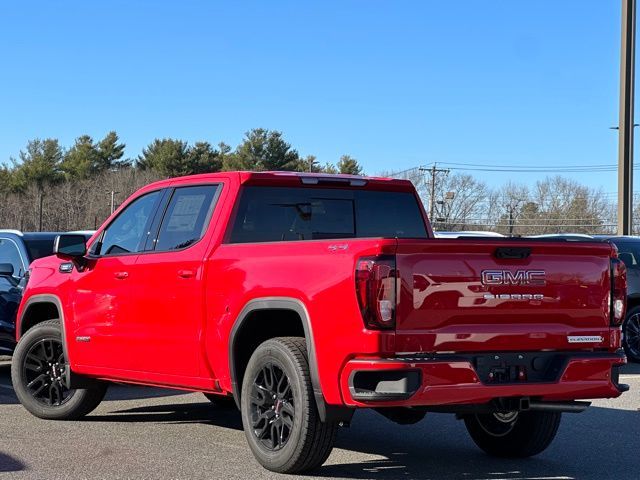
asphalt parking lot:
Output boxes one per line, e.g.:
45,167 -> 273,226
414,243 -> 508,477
0,361 -> 638,480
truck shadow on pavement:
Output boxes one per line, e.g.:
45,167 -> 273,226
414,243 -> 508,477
87,401 -> 244,430
0,452 -> 26,473
104,384 -> 188,401
318,407 -> 640,480
0,368 -> 189,404
83,401 -> 639,480
621,361 -> 640,374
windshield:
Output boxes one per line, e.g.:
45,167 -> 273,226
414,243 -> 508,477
612,241 -> 640,269
24,239 -> 56,261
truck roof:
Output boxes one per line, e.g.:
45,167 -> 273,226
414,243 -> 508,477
0,230 -> 61,241
142,171 -> 415,192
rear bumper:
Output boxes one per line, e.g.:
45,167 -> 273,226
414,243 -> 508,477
339,350 -> 627,407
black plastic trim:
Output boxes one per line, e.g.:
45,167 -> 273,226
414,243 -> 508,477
363,350 -> 627,387
18,294 -> 69,367
228,297 -> 345,422
611,364 -> 630,392
348,369 -> 421,401
494,247 -> 531,259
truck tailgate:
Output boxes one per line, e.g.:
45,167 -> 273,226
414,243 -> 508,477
394,239 -> 616,354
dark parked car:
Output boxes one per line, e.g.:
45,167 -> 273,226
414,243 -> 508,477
0,230 -> 93,355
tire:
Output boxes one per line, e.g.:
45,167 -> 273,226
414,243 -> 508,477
464,410 -> 561,458
11,320 -> 107,420
203,393 -> 237,409
240,337 -> 338,474
622,306 -> 640,362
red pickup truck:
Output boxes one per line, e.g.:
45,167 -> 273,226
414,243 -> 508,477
11,171 -> 628,473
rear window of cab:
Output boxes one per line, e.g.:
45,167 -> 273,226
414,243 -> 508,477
228,186 -> 428,243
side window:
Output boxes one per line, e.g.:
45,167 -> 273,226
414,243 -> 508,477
97,191 -> 161,255
154,185 -> 219,251
0,238 -> 25,279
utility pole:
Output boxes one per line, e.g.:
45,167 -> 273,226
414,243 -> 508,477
508,206 -> 515,236
38,190 -> 44,232
107,191 -> 120,215
505,198 -> 523,236
618,0 -> 636,235
306,155 -> 318,173
421,164 -> 450,221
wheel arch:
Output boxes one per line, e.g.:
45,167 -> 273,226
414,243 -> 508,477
18,294 -> 69,357
229,297 -> 336,421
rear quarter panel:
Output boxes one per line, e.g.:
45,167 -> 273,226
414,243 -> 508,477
205,238 -> 397,405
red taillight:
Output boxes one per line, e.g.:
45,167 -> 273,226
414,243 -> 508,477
355,255 -> 396,330
611,257 -> 627,326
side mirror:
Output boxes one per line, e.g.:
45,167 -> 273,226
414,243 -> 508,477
0,263 -> 14,277
54,234 -> 87,259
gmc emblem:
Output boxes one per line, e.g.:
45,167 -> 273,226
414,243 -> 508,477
481,270 -> 546,286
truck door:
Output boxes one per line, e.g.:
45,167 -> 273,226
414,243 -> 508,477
133,184 -> 222,378
70,189 -> 165,370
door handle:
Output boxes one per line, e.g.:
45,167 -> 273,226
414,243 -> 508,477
114,271 -> 129,280
178,269 -> 195,279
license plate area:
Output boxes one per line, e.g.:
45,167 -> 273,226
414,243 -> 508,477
473,352 -> 566,384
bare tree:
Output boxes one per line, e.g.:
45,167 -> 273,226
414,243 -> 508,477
494,176 -> 613,235
431,173 -> 490,231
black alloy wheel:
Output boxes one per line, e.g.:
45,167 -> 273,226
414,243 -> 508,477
464,410 -> 561,458
249,363 -> 296,451
12,319 -> 107,420
475,411 -> 519,437
23,337 -> 74,406
240,337 -> 338,473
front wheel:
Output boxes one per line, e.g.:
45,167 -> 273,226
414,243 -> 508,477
464,410 -> 561,458
11,320 -> 107,420
240,337 -> 338,474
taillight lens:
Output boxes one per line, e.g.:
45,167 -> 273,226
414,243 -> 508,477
611,257 -> 627,326
355,255 -> 396,330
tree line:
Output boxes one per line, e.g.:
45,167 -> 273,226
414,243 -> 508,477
0,128 -> 363,232
0,127 -> 627,235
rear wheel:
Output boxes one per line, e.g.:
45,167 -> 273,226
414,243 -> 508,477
622,306 -> 640,362
464,410 -> 561,457
240,337 -> 338,474
11,320 -> 107,420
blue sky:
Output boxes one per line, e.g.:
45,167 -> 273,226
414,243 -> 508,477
0,1 -> 627,195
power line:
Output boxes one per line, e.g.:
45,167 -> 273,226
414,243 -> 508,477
441,221 -> 618,228
437,161 -> 616,169
444,166 -> 619,173
388,161 -> 640,174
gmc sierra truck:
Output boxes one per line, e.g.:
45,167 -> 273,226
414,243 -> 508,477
11,171 -> 628,473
